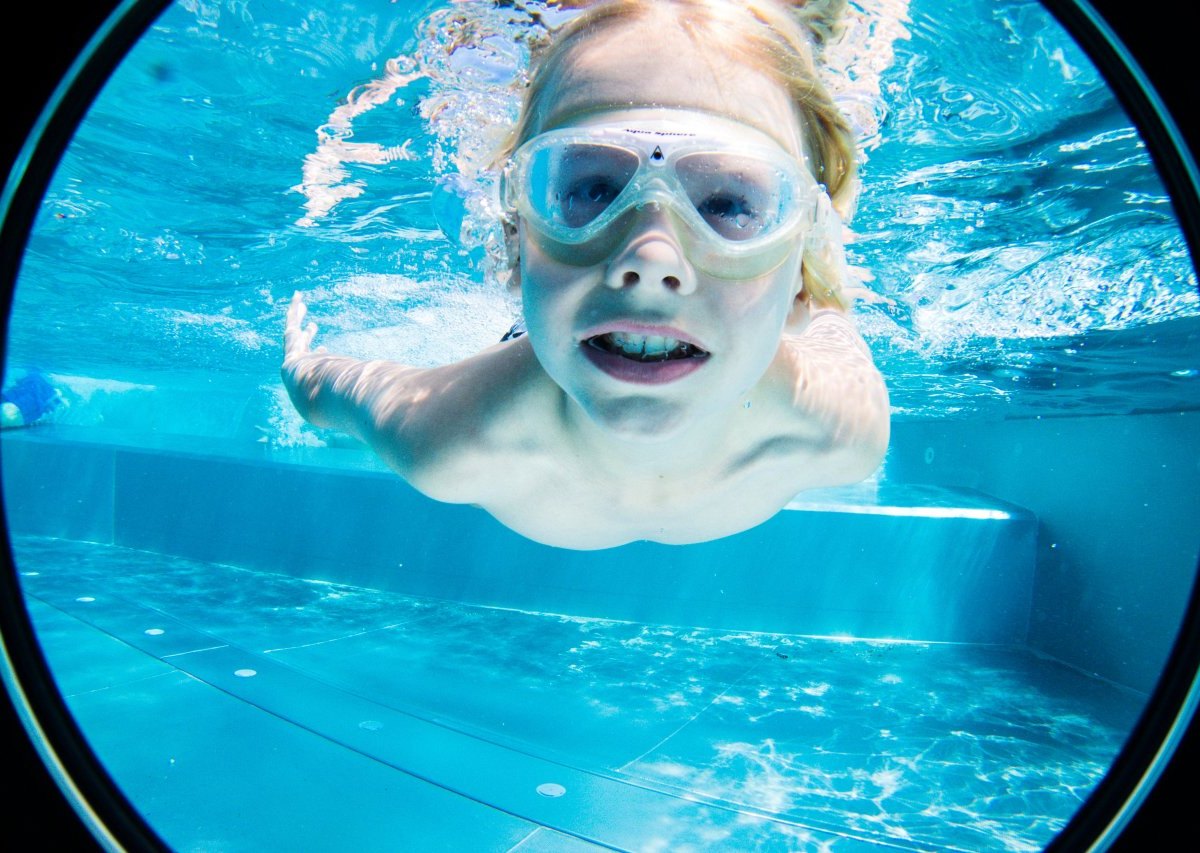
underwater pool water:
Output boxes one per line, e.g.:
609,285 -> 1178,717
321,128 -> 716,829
5,0 -> 1197,426
15,534 -> 1143,852
3,0 -> 1200,851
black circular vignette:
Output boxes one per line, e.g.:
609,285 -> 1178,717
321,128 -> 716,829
1,1 -> 1196,850
1042,2 -> 1199,850
3,7 -> 149,851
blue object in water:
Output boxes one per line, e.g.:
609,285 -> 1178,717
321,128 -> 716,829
1,372 -> 61,427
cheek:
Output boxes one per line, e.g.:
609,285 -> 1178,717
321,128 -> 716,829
717,278 -> 796,335
517,237 -> 592,366
706,274 -> 799,383
738,259 -> 804,328
518,239 -> 565,317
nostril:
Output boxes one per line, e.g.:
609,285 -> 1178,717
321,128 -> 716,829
622,271 -> 640,287
663,275 -> 680,290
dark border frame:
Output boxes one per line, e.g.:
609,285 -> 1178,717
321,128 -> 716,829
1,1 -> 1196,850
1032,3 -> 1200,848
1,4 -> 174,849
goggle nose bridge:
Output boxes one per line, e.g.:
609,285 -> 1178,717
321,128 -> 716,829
622,182 -> 703,240
623,153 -> 699,208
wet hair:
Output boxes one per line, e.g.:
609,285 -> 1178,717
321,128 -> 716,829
501,0 -> 859,310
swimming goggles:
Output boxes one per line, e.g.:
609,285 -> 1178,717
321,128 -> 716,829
500,111 -> 823,279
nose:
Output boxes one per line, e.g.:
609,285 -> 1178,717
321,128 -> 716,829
603,208 -> 697,296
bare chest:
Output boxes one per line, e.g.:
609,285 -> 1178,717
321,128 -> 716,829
475,434 -> 814,549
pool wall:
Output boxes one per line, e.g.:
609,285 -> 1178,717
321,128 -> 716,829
5,408 -> 1196,693
3,425 -> 1035,646
889,410 -> 1200,693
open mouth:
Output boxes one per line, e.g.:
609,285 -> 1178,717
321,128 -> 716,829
580,330 -> 711,385
584,332 -> 710,363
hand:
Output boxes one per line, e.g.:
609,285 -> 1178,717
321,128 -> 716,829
281,291 -> 330,421
283,291 -> 323,364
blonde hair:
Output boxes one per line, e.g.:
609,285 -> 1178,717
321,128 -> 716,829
501,0 -> 859,310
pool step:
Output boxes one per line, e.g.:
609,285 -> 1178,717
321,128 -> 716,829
3,427 -> 1036,643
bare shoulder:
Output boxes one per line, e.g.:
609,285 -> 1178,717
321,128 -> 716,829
786,310 -> 873,359
769,310 -> 890,476
391,336 -> 559,503
779,310 -> 880,382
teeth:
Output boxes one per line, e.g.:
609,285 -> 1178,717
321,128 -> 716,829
589,332 -> 708,362
610,332 -> 679,355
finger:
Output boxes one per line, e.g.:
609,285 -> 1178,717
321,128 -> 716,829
286,300 -> 307,330
287,289 -> 309,316
285,319 -> 311,355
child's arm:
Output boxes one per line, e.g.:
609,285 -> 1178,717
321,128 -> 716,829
283,292 -> 413,438
281,292 -> 539,492
282,291 -> 460,484
773,310 -> 890,480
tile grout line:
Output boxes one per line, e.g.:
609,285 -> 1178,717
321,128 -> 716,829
261,613 -> 437,654
615,652 -> 772,773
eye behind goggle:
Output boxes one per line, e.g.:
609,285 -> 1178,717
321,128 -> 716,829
675,152 -> 797,243
516,140 -> 806,233
507,135 -> 818,281
522,142 -> 639,231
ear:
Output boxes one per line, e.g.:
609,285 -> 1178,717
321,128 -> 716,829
784,262 -> 812,332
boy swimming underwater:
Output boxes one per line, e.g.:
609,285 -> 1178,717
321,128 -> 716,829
283,0 -> 889,549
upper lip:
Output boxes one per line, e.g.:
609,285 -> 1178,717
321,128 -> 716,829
578,321 -> 710,353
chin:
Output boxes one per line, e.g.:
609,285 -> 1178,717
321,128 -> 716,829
584,395 -> 694,442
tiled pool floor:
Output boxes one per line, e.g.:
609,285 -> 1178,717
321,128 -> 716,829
13,536 -> 1142,851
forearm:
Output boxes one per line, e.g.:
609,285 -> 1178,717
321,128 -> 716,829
282,352 -> 413,441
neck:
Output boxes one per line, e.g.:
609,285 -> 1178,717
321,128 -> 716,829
559,391 -> 742,482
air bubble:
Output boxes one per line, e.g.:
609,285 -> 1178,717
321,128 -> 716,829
234,669 -> 257,678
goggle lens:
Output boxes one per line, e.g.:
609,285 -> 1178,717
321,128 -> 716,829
504,114 -> 822,278
523,142 -> 795,242
529,143 -> 639,229
675,152 -> 792,242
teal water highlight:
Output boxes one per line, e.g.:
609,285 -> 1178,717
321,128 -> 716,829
17,534 -> 1141,851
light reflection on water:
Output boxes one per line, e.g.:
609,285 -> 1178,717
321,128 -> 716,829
6,0 -> 1198,424
16,535 -> 1142,852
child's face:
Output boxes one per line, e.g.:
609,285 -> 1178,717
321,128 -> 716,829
517,19 -> 811,440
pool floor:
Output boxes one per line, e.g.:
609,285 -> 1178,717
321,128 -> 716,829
13,535 -> 1142,852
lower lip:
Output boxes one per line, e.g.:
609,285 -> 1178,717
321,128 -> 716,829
582,343 -> 709,385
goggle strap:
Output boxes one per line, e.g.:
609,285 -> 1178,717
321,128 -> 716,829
805,191 -> 850,299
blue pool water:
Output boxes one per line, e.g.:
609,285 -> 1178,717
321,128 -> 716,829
3,0 -> 1200,850
6,0 -> 1198,425
14,534 -> 1142,851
